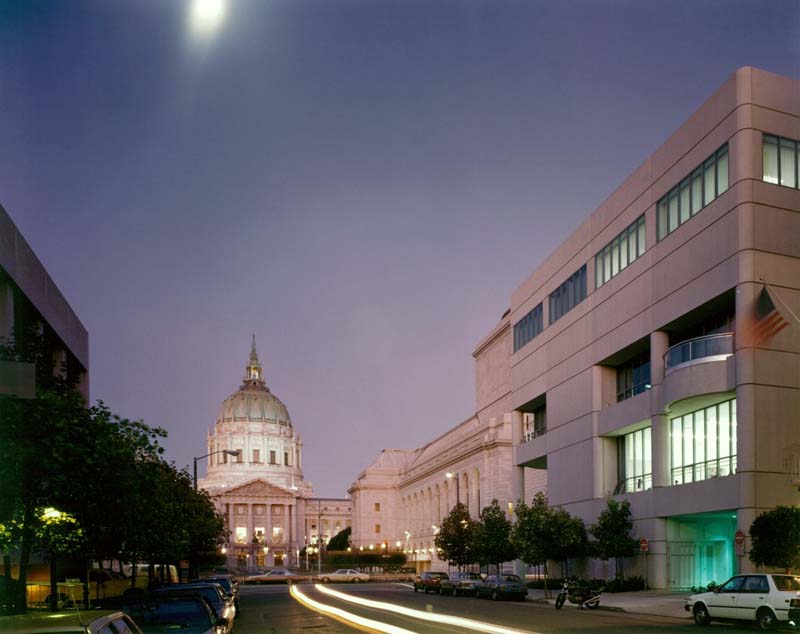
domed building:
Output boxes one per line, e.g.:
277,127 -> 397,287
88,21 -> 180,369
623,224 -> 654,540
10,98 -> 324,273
199,337 -> 351,570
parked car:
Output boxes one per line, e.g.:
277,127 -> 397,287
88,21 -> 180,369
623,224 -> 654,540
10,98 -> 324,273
686,573 -> 800,630
245,569 -> 307,584
0,609 -> 142,634
320,569 -> 370,583
125,597 -> 228,634
475,574 -> 527,601
153,582 -> 236,632
440,572 -> 482,597
200,575 -> 240,616
413,571 -> 449,594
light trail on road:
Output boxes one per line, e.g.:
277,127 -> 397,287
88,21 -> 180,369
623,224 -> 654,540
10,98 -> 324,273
314,584 -> 542,634
289,584 -> 419,634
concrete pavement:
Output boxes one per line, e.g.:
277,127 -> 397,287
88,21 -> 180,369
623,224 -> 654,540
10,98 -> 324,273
526,588 -> 692,619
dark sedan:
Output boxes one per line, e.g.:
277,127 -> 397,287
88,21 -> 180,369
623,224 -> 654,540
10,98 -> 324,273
475,574 -> 527,601
413,571 -> 449,594
440,572 -> 482,596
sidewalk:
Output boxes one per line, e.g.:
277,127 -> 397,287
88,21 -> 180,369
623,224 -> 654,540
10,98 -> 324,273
526,589 -> 692,619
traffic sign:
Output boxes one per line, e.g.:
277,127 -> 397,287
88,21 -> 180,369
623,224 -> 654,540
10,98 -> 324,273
639,537 -> 649,552
735,530 -> 746,556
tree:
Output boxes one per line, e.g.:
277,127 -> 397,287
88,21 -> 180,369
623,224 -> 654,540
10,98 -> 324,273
549,507 -> 587,578
511,492 -> 587,595
473,500 -> 517,574
434,503 -> 477,570
750,506 -> 800,573
327,527 -> 351,551
511,493 -> 552,595
589,498 -> 638,579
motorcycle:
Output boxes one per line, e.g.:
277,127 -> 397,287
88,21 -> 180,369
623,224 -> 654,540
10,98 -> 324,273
554,578 -> 602,609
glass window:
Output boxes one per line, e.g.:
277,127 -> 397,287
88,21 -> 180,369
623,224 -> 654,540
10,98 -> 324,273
691,168 -> 703,214
269,450 -> 276,464
595,215 -> 645,288
252,449 -> 260,463
657,143 -> 729,241
616,427 -> 652,493
616,352 -> 651,402
670,398 -> 737,486
717,146 -> 729,193
719,576 -> 744,593
235,527 -> 247,543
679,178 -> 690,224
780,138 -> 797,188
549,265 -> 587,323
763,135 -> 779,184
513,302 -> 543,352
374,502 -> 381,512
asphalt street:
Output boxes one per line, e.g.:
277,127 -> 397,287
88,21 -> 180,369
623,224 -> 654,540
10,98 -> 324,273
232,582 -> 771,634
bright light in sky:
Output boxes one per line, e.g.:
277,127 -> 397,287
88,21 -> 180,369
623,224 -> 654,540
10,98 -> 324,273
188,0 -> 226,41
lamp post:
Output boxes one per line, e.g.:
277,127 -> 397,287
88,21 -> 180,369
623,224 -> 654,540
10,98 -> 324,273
446,471 -> 460,505
193,449 -> 240,490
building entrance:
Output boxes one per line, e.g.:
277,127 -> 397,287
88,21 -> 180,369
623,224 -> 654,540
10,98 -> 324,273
667,512 -> 736,589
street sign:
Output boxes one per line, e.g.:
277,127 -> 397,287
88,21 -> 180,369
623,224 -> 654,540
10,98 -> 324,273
639,537 -> 649,552
735,530 -> 746,556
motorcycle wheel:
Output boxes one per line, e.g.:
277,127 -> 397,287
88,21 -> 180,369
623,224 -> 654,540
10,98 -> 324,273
585,598 -> 600,609
555,594 -> 566,610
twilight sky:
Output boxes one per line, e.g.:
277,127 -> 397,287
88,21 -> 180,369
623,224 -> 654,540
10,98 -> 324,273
1,1 -> 797,497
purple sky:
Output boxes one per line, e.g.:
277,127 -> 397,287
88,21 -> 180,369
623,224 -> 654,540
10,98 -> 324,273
1,1 -> 797,498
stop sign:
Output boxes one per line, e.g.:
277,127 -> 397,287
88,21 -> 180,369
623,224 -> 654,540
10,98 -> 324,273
639,537 -> 649,552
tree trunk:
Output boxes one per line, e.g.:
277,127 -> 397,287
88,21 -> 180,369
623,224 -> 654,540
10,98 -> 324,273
543,561 -> 550,599
130,560 -> 137,589
16,503 -> 35,614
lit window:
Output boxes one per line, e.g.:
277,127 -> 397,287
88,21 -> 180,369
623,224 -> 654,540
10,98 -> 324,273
235,527 -> 247,544
375,524 -> 381,534
615,427 -> 652,494
374,502 -> 381,512
670,398 -> 737,485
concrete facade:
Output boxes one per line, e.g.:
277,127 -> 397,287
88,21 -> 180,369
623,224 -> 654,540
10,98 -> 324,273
349,315 -> 546,571
509,67 -> 800,589
0,203 -> 88,399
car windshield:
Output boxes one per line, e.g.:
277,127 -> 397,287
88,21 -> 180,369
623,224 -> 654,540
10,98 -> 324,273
128,601 -> 213,634
503,575 -> 521,582
463,573 -> 481,579
773,575 -> 800,591
157,587 -> 221,605
204,578 -> 232,593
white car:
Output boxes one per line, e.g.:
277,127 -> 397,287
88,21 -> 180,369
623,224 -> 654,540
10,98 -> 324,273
320,569 -> 370,583
246,569 -> 307,584
686,573 -> 800,630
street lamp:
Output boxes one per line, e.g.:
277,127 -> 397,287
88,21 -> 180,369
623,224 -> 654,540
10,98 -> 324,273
446,471 -> 460,505
193,449 -> 240,490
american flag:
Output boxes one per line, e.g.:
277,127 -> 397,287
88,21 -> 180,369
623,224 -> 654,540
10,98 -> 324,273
751,285 -> 790,346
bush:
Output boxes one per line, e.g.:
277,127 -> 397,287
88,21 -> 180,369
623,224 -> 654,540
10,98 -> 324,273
690,581 -> 718,594
604,575 -> 645,592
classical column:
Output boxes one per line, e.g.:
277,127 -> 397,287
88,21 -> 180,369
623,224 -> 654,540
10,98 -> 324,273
247,503 -> 254,568
266,503 -> 273,548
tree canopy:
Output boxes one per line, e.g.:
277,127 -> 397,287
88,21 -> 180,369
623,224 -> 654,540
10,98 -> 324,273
434,503 -> 477,569
589,498 -> 638,579
749,506 -> 800,573
327,526 -> 352,551
473,499 -> 518,574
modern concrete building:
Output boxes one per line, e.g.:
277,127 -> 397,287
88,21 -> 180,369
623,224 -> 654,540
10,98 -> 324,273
198,337 -> 351,570
0,203 -> 88,399
509,67 -> 800,589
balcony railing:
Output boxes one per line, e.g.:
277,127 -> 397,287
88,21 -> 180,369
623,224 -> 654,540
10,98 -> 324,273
671,455 -> 737,486
613,473 -> 652,495
664,332 -> 733,373
523,424 -> 547,443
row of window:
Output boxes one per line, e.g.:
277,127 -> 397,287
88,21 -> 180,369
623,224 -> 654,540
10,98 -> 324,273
513,302 -> 543,352
515,132 -> 788,354
595,215 -> 646,289
764,134 -> 799,189
657,144 -> 729,241
615,398 -> 737,493
549,264 -> 587,324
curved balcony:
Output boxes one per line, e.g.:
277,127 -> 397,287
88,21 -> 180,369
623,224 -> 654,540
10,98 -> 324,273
664,333 -> 733,374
